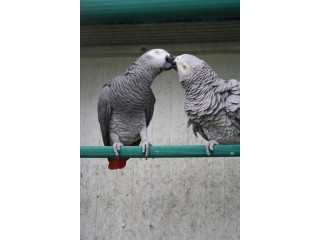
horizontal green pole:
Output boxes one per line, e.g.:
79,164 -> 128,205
81,0 -> 240,24
80,145 -> 239,158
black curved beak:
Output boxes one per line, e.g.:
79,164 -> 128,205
167,54 -> 177,71
161,54 -> 177,71
161,61 -> 173,71
172,62 -> 177,71
165,54 -> 176,64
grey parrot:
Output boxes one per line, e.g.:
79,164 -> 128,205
168,54 -> 240,156
98,49 -> 173,170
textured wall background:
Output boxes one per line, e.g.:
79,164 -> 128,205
80,43 -> 240,240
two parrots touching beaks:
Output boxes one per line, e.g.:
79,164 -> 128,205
98,49 -> 240,170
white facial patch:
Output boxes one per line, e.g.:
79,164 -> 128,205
147,49 -> 170,67
175,56 -> 193,78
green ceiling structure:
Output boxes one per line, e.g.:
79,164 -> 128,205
81,0 -> 240,24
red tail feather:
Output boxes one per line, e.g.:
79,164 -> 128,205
108,158 -> 128,170
108,144 -> 130,170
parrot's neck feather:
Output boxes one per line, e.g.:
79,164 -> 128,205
182,63 -> 227,118
109,56 -> 159,111
125,57 -> 160,85
182,64 -> 222,95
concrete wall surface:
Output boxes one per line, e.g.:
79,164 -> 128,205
81,43 -> 240,240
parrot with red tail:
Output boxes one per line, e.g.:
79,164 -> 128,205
98,49 -> 174,170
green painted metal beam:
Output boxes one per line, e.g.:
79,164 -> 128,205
81,0 -> 240,24
80,145 -> 240,158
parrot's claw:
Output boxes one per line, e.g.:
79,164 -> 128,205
113,142 -> 123,159
206,140 -> 219,156
140,140 -> 152,159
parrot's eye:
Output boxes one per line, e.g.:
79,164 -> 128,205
182,65 -> 187,69
155,50 -> 159,54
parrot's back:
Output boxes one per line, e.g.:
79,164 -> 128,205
186,78 -> 240,144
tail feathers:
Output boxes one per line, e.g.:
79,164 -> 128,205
108,158 -> 128,170
107,144 -> 130,170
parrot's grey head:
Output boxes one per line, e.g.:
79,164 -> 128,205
172,54 -> 206,83
143,49 -> 175,72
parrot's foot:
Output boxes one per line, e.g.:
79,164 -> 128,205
140,140 -> 152,159
113,142 -> 123,159
206,140 -> 219,156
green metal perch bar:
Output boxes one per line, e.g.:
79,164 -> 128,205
80,145 -> 239,158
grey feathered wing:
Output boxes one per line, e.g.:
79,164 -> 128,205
145,90 -> 156,126
131,90 -> 156,146
225,81 -> 240,125
97,83 -> 112,146
190,79 -> 240,141
191,122 -> 209,141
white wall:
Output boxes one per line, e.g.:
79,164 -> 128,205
81,43 -> 240,240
